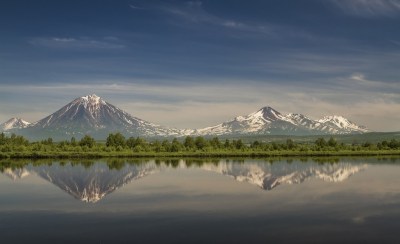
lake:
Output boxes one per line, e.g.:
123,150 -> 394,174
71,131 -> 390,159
1,157 -> 400,243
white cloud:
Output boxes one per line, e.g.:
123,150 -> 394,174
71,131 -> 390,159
331,0 -> 400,17
348,73 -> 399,90
129,4 -> 144,10
349,73 -> 380,87
222,21 -> 244,28
52,38 -> 76,42
29,37 -> 125,49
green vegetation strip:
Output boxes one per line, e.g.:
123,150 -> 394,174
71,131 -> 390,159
0,132 -> 399,159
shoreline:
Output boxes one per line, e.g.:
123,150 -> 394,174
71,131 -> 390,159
1,150 -> 400,159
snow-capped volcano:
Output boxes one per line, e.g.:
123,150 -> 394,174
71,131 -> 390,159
24,94 -> 182,139
195,106 -> 369,136
31,94 -> 138,130
0,118 -> 31,131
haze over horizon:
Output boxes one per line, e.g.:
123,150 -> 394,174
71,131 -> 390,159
1,0 -> 399,131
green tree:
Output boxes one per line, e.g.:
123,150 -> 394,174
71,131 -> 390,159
70,137 -> 77,146
251,140 -> 261,149
286,139 -> 295,150
162,140 -> 171,152
42,137 -> 53,145
126,137 -> 147,149
233,139 -> 244,150
106,132 -> 126,147
315,138 -> 327,148
327,137 -> 337,147
184,136 -> 195,150
210,137 -> 222,149
151,140 -> 162,152
79,135 -> 95,148
389,139 -> 399,149
224,139 -> 231,149
170,138 -> 182,152
195,136 -> 207,150
0,133 -> 6,145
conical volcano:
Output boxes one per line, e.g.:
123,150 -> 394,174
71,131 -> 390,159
23,94 -> 182,140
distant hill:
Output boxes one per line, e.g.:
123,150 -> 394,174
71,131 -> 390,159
0,118 -> 31,131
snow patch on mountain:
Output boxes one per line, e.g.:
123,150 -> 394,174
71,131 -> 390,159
0,118 -> 31,131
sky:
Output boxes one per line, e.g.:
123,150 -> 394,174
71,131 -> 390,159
0,0 -> 399,131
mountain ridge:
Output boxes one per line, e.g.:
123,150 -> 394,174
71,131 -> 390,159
194,106 -> 369,136
0,94 -> 369,139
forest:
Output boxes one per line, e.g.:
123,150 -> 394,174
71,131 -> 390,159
0,132 -> 399,159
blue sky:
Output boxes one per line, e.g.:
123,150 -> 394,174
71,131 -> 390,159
1,0 -> 399,131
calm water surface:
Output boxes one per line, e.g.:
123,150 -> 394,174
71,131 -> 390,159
0,157 -> 400,243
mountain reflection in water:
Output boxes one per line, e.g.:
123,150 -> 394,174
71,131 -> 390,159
1,159 -> 367,203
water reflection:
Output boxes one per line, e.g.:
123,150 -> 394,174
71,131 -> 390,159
3,167 -> 30,180
0,158 -> 367,203
201,161 -> 366,190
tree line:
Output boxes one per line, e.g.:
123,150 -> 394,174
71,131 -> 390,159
1,132 -> 400,155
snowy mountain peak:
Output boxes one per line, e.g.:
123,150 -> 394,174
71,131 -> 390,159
79,94 -> 106,107
260,106 -> 277,112
260,106 -> 283,120
318,115 -> 368,133
23,94 -> 184,139
0,117 -> 31,131
247,106 -> 283,122
196,107 -> 369,136
319,115 -> 350,125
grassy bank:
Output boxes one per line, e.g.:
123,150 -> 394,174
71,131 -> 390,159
1,149 -> 400,159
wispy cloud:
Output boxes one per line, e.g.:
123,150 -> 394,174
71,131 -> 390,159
129,4 -> 144,10
390,40 -> 400,46
347,73 -> 399,91
157,1 -> 285,38
29,37 -> 125,49
330,0 -> 400,17
350,73 -> 374,84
